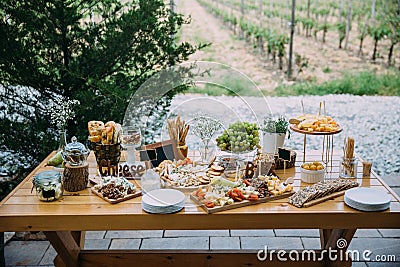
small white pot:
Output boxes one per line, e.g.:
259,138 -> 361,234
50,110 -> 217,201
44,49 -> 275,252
262,132 -> 286,154
301,166 -> 325,184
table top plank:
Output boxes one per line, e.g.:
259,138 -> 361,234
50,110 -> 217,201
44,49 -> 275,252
7,183 -> 398,205
1,150 -> 399,232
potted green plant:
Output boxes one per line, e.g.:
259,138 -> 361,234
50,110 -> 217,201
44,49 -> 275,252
261,116 -> 290,154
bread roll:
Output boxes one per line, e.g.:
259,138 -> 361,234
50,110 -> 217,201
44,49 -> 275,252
102,121 -> 116,144
113,123 -> 122,144
88,135 -> 101,143
88,121 -> 105,137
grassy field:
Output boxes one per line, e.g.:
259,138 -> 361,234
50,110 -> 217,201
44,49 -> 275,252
186,69 -> 400,96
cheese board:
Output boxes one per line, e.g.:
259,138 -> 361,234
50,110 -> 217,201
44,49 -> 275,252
91,188 -> 141,204
90,176 -> 142,204
191,190 -> 294,213
290,124 -> 342,136
190,175 -> 295,214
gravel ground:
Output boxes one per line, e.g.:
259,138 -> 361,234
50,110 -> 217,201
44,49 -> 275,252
170,94 -> 400,176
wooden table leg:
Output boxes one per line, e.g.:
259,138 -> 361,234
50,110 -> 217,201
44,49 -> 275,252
44,231 -> 82,267
319,229 -> 357,267
71,231 -> 86,249
319,229 -> 332,249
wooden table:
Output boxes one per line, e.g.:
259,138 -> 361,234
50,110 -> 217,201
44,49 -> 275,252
1,150 -> 399,267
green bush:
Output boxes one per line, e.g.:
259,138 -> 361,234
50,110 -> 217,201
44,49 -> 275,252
0,0 -> 200,185
275,71 -> 400,96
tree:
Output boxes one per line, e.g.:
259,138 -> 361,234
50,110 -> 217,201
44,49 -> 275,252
0,0 -> 201,176
287,0 -> 296,79
344,0 -> 352,50
368,22 -> 390,62
356,3 -> 370,55
384,0 -> 400,66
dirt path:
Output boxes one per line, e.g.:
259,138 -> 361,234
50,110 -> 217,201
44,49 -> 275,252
177,0 -> 279,92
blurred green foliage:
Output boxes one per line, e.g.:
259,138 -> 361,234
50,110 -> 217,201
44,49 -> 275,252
0,0 -> 201,199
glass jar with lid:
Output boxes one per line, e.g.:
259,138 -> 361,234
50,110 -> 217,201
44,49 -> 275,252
62,136 -> 90,166
33,170 -> 63,201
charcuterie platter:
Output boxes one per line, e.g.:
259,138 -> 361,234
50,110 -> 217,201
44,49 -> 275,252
190,176 -> 294,214
91,176 -> 141,204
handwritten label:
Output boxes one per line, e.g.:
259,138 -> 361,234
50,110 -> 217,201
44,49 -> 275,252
98,160 -> 146,177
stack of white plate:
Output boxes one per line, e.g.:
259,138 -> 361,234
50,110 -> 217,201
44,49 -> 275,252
344,187 -> 391,212
142,189 -> 185,214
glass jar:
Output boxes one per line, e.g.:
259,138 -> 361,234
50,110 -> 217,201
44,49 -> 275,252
57,130 -> 67,152
339,157 -> 358,178
62,136 -> 89,166
141,169 -> 161,194
33,170 -> 63,201
199,138 -> 216,163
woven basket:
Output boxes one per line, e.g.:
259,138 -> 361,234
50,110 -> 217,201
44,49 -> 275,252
91,142 -> 121,166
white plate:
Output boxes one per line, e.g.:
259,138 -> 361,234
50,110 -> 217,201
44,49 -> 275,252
142,189 -> 185,208
344,187 -> 391,206
344,197 -> 390,212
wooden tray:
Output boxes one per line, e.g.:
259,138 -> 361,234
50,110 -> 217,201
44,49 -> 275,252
191,191 -> 295,214
290,124 -> 342,136
91,188 -> 142,204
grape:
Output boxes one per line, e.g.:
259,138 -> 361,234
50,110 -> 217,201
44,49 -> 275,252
216,121 -> 260,152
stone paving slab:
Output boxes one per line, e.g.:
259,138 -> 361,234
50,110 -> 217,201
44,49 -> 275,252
4,241 -> 49,266
378,229 -> 400,238
140,237 -> 209,250
85,231 -> 106,239
366,262 -> 400,266
38,246 -> 56,266
105,230 -> 163,239
352,262 -> 368,267
164,230 -> 229,237
109,239 -> 141,250
300,237 -> 321,249
355,230 -> 382,238
241,237 -> 303,250
348,238 -> 400,262
210,237 -> 240,250
274,229 -> 320,237
84,239 -> 111,250
230,230 -> 275,237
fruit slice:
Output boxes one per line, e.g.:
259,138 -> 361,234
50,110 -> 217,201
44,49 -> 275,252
47,151 -> 63,167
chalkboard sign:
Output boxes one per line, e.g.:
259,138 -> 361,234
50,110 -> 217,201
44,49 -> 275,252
139,149 -> 157,162
278,147 -> 291,161
141,140 -> 181,168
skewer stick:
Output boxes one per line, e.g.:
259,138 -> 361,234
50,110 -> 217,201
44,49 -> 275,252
301,100 -> 305,114
322,135 -> 325,162
330,135 -> 334,173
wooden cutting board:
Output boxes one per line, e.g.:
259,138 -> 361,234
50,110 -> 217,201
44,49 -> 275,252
91,188 -> 142,204
191,191 -> 294,214
302,190 -> 346,208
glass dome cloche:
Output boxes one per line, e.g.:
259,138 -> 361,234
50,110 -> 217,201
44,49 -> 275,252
62,136 -> 90,166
